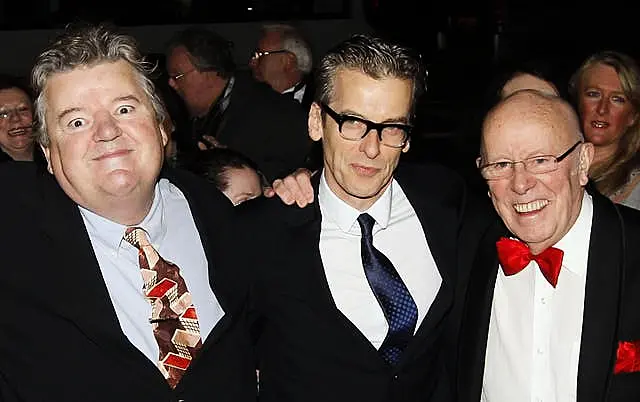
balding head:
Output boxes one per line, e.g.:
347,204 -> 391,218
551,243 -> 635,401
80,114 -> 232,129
478,89 -> 595,254
481,89 -> 583,160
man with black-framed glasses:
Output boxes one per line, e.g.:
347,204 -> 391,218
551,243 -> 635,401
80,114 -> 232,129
456,89 -> 640,402
245,33 -> 469,402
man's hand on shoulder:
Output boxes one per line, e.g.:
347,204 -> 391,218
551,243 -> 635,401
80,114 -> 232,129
263,168 -> 316,208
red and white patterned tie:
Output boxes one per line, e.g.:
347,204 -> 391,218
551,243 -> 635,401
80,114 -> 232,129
124,227 -> 203,388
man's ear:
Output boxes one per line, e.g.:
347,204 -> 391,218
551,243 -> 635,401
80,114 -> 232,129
578,142 -> 595,185
308,102 -> 323,142
401,138 -> 411,153
159,123 -> 168,148
40,144 -> 53,174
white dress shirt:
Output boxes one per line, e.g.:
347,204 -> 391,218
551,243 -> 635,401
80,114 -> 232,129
318,172 -> 442,349
80,178 -> 225,364
482,192 -> 593,402
282,82 -> 306,103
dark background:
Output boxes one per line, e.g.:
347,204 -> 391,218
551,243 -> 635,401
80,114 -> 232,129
0,0 -> 637,188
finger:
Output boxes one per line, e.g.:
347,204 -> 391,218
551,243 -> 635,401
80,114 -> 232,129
262,186 -> 275,198
197,141 -> 208,151
282,175 -> 307,207
271,179 -> 295,205
294,169 -> 314,203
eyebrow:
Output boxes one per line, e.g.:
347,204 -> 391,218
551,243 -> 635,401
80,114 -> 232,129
56,95 -> 143,124
339,108 -> 410,124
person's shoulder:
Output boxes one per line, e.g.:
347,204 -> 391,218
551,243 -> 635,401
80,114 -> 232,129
234,72 -> 306,116
395,161 -> 467,202
0,161 -> 42,197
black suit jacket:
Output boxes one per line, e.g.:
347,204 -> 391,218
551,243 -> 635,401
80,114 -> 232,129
0,163 -> 257,402
189,71 -> 311,182
457,190 -> 640,402
244,162 -> 468,402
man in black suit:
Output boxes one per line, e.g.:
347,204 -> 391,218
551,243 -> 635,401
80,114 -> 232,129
0,24 -> 256,401
248,34 -> 466,402
457,89 -> 640,401
165,26 -> 311,182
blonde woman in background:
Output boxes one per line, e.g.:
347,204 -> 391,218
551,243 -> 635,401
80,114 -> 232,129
569,51 -> 640,209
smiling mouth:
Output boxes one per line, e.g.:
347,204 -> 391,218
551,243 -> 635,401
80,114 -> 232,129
514,199 -> 548,213
8,127 -> 32,137
591,120 -> 609,129
94,149 -> 132,161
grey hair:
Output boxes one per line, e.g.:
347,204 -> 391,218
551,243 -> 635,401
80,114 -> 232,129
314,34 -> 424,119
261,23 -> 313,74
31,23 -> 165,147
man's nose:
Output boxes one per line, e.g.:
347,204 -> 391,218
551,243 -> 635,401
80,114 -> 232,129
511,163 -> 536,194
93,113 -> 122,141
359,129 -> 382,159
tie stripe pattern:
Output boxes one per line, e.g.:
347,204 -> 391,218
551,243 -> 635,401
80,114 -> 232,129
358,213 -> 418,366
124,227 -> 203,388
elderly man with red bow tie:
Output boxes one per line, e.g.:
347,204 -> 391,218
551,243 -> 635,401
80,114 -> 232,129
456,89 -> 640,402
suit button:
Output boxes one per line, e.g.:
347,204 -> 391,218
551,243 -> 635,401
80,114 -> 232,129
393,374 -> 399,380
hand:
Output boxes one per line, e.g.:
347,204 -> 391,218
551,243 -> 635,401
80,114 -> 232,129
197,135 -> 226,150
265,168 -> 316,208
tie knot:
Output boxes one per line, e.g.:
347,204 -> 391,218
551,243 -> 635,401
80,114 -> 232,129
123,227 -> 150,250
357,213 -> 376,238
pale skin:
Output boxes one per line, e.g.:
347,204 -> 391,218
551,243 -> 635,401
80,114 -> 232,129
480,90 -> 594,254
577,63 -> 638,167
274,69 -> 410,212
41,60 -> 168,226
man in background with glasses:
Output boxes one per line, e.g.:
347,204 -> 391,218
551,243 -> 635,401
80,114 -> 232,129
246,33 -> 469,402
165,26 -> 310,181
249,23 -> 315,111
457,89 -> 640,401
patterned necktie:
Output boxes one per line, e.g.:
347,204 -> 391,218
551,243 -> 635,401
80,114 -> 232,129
496,237 -> 564,287
358,213 -> 418,366
123,227 -> 203,388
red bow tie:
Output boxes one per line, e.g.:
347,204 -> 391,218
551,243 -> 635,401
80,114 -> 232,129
496,237 -> 564,287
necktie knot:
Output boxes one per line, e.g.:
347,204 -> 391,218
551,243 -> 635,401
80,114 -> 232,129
123,227 -> 150,250
496,237 -> 564,287
357,213 -> 376,239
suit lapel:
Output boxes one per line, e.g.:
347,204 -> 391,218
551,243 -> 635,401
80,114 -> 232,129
284,173 -> 386,364
394,167 -> 459,365
162,169 -> 245,354
576,193 -> 624,402
36,172 -> 159,381
457,220 -> 505,401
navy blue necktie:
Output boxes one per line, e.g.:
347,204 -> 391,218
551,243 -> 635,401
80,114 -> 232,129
358,213 -> 418,365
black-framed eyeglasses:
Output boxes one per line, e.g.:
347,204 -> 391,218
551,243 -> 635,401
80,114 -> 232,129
168,69 -> 196,81
479,141 -> 583,180
319,103 -> 412,148
251,49 -> 289,61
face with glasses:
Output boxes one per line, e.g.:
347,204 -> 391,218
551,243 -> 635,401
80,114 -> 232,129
309,68 -> 412,211
249,30 -> 291,89
166,46 -> 213,117
0,87 -> 34,161
480,91 -> 594,254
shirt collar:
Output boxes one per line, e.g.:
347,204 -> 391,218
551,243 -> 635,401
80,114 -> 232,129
554,190 -> 593,277
318,170 -> 393,234
79,182 -> 166,251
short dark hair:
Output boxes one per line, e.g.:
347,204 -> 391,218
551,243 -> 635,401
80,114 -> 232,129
166,27 -> 236,79
315,34 -> 424,119
187,148 -> 264,192
0,74 -> 33,100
